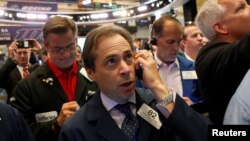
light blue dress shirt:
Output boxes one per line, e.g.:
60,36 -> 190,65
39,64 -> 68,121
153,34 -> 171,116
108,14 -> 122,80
223,70 -> 250,124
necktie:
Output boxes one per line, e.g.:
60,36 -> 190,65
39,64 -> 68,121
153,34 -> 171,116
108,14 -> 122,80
23,66 -> 29,78
115,102 -> 139,141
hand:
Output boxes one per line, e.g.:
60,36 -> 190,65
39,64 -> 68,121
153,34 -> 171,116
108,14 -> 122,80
182,96 -> 194,106
8,41 -> 18,61
134,50 -> 163,90
56,101 -> 80,127
134,50 -> 175,112
30,39 -> 42,53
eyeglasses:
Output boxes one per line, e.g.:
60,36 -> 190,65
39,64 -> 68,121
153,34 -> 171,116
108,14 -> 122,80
50,44 -> 76,54
16,51 -> 30,56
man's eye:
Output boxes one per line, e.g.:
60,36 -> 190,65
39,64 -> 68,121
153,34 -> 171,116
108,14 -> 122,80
235,3 -> 246,13
106,58 -> 117,66
53,48 -> 63,53
125,54 -> 133,63
167,40 -> 176,45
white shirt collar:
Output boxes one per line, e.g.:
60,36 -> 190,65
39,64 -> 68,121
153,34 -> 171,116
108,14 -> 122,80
154,52 -> 180,69
100,91 -> 136,111
184,52 -> 195,62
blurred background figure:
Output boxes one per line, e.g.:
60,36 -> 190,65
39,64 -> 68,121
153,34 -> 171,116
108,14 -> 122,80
75,44 -> 83,66
133,38 -> 142,51
180,23 -> 207,62
0,40 -> 40,103
38,48 -> 49,65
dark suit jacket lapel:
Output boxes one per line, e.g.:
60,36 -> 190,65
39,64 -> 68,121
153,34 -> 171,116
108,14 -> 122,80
13,67 -> 22,80
87,92 -> 127,141
39,64 -> 68,102
74,69 -> 96,103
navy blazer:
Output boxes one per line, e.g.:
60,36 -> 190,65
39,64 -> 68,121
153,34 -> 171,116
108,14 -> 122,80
59,88 -> 210,141
177,55 -> 202,103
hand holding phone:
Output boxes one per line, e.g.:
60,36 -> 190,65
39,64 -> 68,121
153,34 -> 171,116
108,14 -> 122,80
133,42 -> 154,80
134,50 -> 151,80
134,50 -> 162,90
16,40 -> 33,48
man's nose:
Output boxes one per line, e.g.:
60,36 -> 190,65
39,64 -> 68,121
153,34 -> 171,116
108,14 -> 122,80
119,60 -> 131,77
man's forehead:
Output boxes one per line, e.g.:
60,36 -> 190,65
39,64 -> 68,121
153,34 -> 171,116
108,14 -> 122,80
218,0 -> 239,7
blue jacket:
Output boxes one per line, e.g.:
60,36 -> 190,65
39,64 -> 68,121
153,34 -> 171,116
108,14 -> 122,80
177,55 -> 202,103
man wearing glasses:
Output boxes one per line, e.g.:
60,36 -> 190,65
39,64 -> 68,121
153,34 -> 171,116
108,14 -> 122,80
10,16 -> 97,141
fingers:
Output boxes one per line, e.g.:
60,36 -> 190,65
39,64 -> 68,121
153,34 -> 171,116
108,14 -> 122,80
134,50 -> 152,60
134,50 -> 153,68
62,101 -> 80,111
9,41 -> 18,60
31,40 -> 42,53
182,97 -> 193,106
57,101 -> 80,126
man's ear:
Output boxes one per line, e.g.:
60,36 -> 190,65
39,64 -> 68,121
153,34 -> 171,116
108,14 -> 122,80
43,41 -> 49,51
214,23 -> 228,35
179,40 -> 186,51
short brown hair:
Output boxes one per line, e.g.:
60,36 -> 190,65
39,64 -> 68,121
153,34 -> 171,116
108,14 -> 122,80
151,15 -> 183,38
42,16 -> 77,43
82,25 -> 133,71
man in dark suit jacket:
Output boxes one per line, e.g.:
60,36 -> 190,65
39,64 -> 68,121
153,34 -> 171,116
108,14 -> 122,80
59,25 -> 210,141
0,41 -> 39,103
10,16 -> 98,141
195,0 -> 250,124
0,103 -> 35,141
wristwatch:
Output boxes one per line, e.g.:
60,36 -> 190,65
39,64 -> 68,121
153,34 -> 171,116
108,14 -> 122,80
158,89 -> 174,106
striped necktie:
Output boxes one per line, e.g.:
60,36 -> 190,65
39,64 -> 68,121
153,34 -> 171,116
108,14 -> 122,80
23,66 -> 29,78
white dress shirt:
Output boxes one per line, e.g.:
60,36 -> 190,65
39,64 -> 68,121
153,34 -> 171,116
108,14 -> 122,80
16,65 -> 27,78
184,53 -> 195,62
154,53 -> 183,97
101,92 -> 136,128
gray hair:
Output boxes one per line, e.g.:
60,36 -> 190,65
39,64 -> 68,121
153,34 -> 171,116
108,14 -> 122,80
195,0 -> 226,41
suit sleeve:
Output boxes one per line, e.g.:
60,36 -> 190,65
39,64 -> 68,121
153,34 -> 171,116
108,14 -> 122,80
0,58 -> 16,89
164,95 -> 211,141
